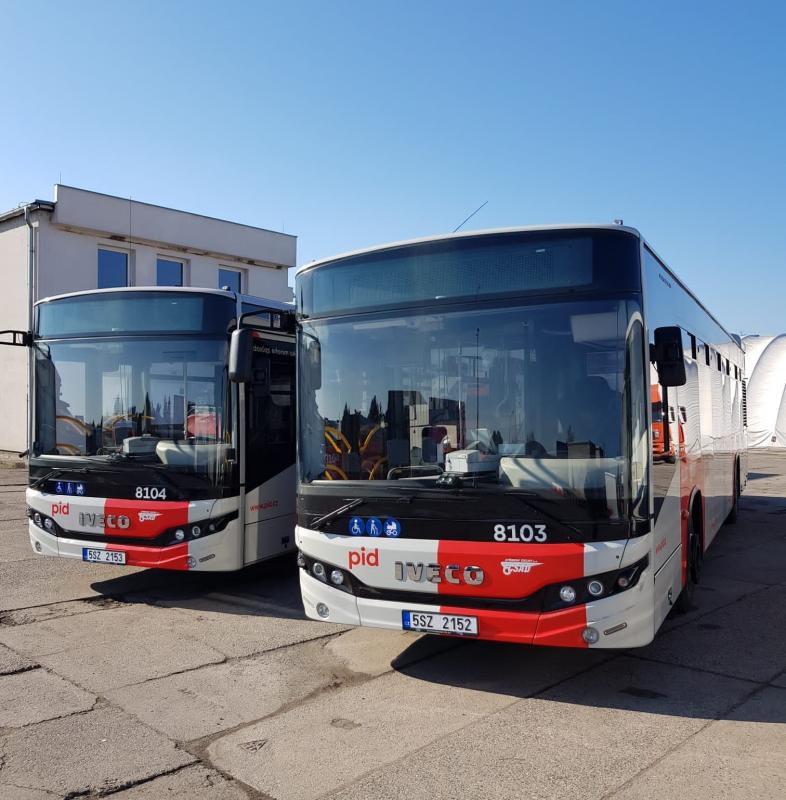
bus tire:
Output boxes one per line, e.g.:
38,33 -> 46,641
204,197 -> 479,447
675,514 -> 701,614
726,460 -> 740,525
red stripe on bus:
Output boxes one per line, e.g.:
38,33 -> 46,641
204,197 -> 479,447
105,542 -> 190,570
103,499 -> 189,539
439,605 -> 539,644
435,540 -> 585,599
533,605 -> 588,648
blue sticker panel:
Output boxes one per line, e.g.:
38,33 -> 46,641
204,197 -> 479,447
348,516 -> 365,536
383,518 -> 401,537
366,517 -> 382,537
402,611 -> 412,629
54,481 -> 85,496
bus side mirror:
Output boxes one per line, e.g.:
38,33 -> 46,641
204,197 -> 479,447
653,326 -> 686,387
229,329 -> 253,383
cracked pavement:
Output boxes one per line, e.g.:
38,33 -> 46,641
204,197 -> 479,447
0,452 -> 784,799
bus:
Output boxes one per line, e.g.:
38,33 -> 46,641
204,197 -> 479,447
22,287 -> 296,571
294,225 -> 747,648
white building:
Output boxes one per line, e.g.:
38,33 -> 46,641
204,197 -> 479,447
742,334 -> 786,448
0,185 -> 296,454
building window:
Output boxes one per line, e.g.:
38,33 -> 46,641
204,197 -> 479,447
157,258 -> 184,286
97,249 -> 128,288
218,267 -> 243,293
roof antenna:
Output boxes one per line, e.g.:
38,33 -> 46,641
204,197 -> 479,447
453,200 -> 488,233
613,218 -> 624,225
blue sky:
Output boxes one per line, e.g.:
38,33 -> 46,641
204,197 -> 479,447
1,1 -> 784,334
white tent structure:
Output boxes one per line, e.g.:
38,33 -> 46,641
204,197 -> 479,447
743,334 -> 786,448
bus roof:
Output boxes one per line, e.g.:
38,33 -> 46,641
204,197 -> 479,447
298,223 -> 642,273
35,285 -> 294,312
299,223 -> 741,351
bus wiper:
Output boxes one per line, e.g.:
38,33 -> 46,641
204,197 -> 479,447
31,466 -> 88,490
510,492 -> 585,540
311,498 -> 365,531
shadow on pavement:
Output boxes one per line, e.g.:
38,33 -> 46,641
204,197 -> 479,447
89,552 -> 306,620
392,489 -> 786,724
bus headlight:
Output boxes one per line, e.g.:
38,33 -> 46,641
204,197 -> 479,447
559,585 -> 577,603
543,555 -> 649,612
330,569 -> 345,586
587,580 -> 605,597
312,562 -> 327,582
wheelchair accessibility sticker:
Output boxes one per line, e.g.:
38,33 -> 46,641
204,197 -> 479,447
346,516 -> 403,537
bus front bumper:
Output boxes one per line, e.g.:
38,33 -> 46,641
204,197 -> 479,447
299,565 -> 657,649
28,520 -> 243,571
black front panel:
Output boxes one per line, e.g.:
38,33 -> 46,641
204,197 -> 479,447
297,487 -> 632,544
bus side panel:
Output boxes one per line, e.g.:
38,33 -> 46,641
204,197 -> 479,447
244,464 -> 297,562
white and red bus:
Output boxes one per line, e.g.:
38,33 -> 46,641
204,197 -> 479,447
294,225 -> 747,648
22,287 -> 296,571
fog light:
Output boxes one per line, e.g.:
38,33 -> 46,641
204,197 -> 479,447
559,585 -> 576,603
587,580 -> 604,597
43,517 -> 54,531
34,541 -> 42,552
34,512 -> 42,527
617,574 -> 631,589
191,525 -> 201,538
186,556 -> 197,569
296,552 -> 306,569
316,603 -> 330,618
312,562 -> 326,581
174,529 -> 186,541
582,626 -> 600,644
330,569 -> 344,586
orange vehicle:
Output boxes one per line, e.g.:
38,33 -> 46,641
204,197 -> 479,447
650,384 -> 685,461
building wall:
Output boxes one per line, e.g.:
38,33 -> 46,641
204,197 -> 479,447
35,215 -> 292,302
0,216 -> 33,453
0,187 -> 296,454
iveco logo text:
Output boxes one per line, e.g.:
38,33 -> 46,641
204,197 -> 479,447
394,562 -> 485,585
79,513 -> 131,530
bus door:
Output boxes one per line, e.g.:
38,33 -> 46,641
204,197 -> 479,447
242,330 -> 297,562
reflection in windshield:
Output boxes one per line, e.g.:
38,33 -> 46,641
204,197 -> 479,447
34,337 -> 233,486
300,300 -> 642,519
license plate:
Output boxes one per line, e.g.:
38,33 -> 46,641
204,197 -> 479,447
402,610 -> 478,636
82,548 -> 126,565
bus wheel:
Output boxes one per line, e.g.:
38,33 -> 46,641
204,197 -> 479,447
675,515 -> 701,614
726,462 -> 740,524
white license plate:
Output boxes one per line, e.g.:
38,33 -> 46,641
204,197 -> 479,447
82,548 -> 126,565
402,610 -> 478,636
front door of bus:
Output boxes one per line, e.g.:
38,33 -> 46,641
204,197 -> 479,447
243,331 -> 296,562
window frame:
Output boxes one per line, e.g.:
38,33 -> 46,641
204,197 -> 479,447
218,266 -> 245,293
97,246 -> 131,289
156,256 -> 187,287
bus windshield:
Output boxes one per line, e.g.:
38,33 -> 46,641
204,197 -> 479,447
299,298 -> 647,520
34,336 -> 234,488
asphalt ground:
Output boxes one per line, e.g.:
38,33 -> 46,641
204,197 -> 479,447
0,452 -> 784,799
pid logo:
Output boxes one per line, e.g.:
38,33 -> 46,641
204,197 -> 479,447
51,502 -> 70,516
348,547 -> 379,570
